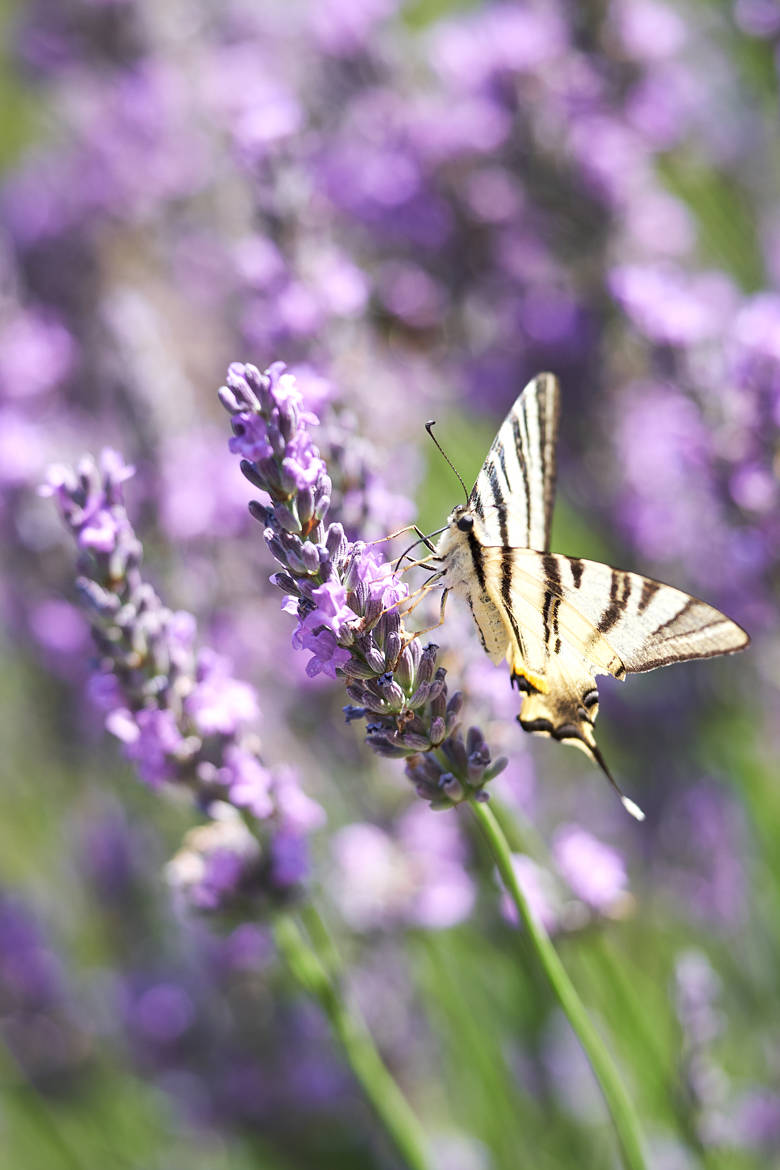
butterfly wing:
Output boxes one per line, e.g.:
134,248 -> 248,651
482,549 -> 750,677
511,645 -> 615,789
480,548 -> 749,816
469,373 -> 560,553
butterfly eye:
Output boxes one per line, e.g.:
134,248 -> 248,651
456,515 -> 474,533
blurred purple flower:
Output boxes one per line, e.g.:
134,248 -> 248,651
500,855 -> 561,934
116,707 -> 186,788
552,825 -> 629,914
0,310 -> 76,399
733,1090 -> 780,1153
0,893 -> 89,1085
329,805 -> 475,931
613,0 -> 688,61
733,0 -> 780,37
657,782 -> 747,929
186,650 -> 259,737
132,981 -> 196,1043
159,430 -> 252,542
166,805 -> 264,913
610,265 -> 738,346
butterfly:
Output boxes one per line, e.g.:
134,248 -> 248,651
429,374 -> 750,819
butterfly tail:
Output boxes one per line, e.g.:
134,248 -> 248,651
515,665 -> 645,822
588,741 -> 645,822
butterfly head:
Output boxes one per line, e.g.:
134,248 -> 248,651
445,503 -> 472,531
432,504 -> 480,571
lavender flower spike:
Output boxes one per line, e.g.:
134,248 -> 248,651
219,362 -> 507,807
43,449 -> 324,906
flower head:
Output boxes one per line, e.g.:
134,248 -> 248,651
48,449 -> 324,909
219,361 -> 506,809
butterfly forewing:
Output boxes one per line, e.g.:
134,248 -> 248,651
470,373 -> 560,552
482,549 -> 750,676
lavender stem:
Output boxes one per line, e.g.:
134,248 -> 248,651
468,798 -> 648,1170
0,1036 -> 85,1170
273,912 -> 431,1170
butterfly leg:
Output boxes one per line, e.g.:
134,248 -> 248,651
393,527 -> 440,572
375,578 -> 438,623
367,524 -> 423,546
398,556 -> 438,576
366,524 -> 438,559
403,588 -> 450,644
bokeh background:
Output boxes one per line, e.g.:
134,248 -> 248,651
1,0 -> 779,1167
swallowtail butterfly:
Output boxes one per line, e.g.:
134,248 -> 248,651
431,375 -> 749,819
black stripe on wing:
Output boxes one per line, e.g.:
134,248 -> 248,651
469,373 -> 561,552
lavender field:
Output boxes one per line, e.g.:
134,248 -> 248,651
1,1 -> 779,1167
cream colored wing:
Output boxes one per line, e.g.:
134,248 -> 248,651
462,585 -> 512,666
469,374 -> 560,552
479,547 -> 748,819
482,548 -> 750,678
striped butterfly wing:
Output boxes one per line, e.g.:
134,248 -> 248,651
481,548 -> 749,817
485,550 -> 751,675
470,373 -> 561,552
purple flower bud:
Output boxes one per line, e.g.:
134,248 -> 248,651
218,384 -> 241,414
399,731 -> 431,751
442,735 -> 469,774
416,645 -> 438,686
297,486 -> 315,526
239,459 -> 267,492
274,503 -> 300,533
362,594 -> 384,629
325,521 -> 348,560
363,644 -> 387,673
341,658 -> 383,679
301,542 -> 321,574
485,757 -> 509,781
429,716 -> 446,745
314,491 -> 331,522
429,679 -> 447,712
384,631 -> 402,669
440,774 -> 464,802
249,500 -> 271,526
407,681 -> 431,708
376,676 -> 406,709
270,572 -> 299,594
366,737 -> 408,759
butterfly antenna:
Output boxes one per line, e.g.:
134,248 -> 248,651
425,420 -> 470,504
590,742 -> 645,822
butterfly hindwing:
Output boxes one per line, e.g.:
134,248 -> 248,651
470,373 -> 560,553
477,547 -> 748,817
513,647 -> 606,769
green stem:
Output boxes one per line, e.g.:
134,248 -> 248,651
0,1035 -> 84,1170
298,900 -> 344,978
273,912 -> 430,1170
468,799 -> 648,1170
